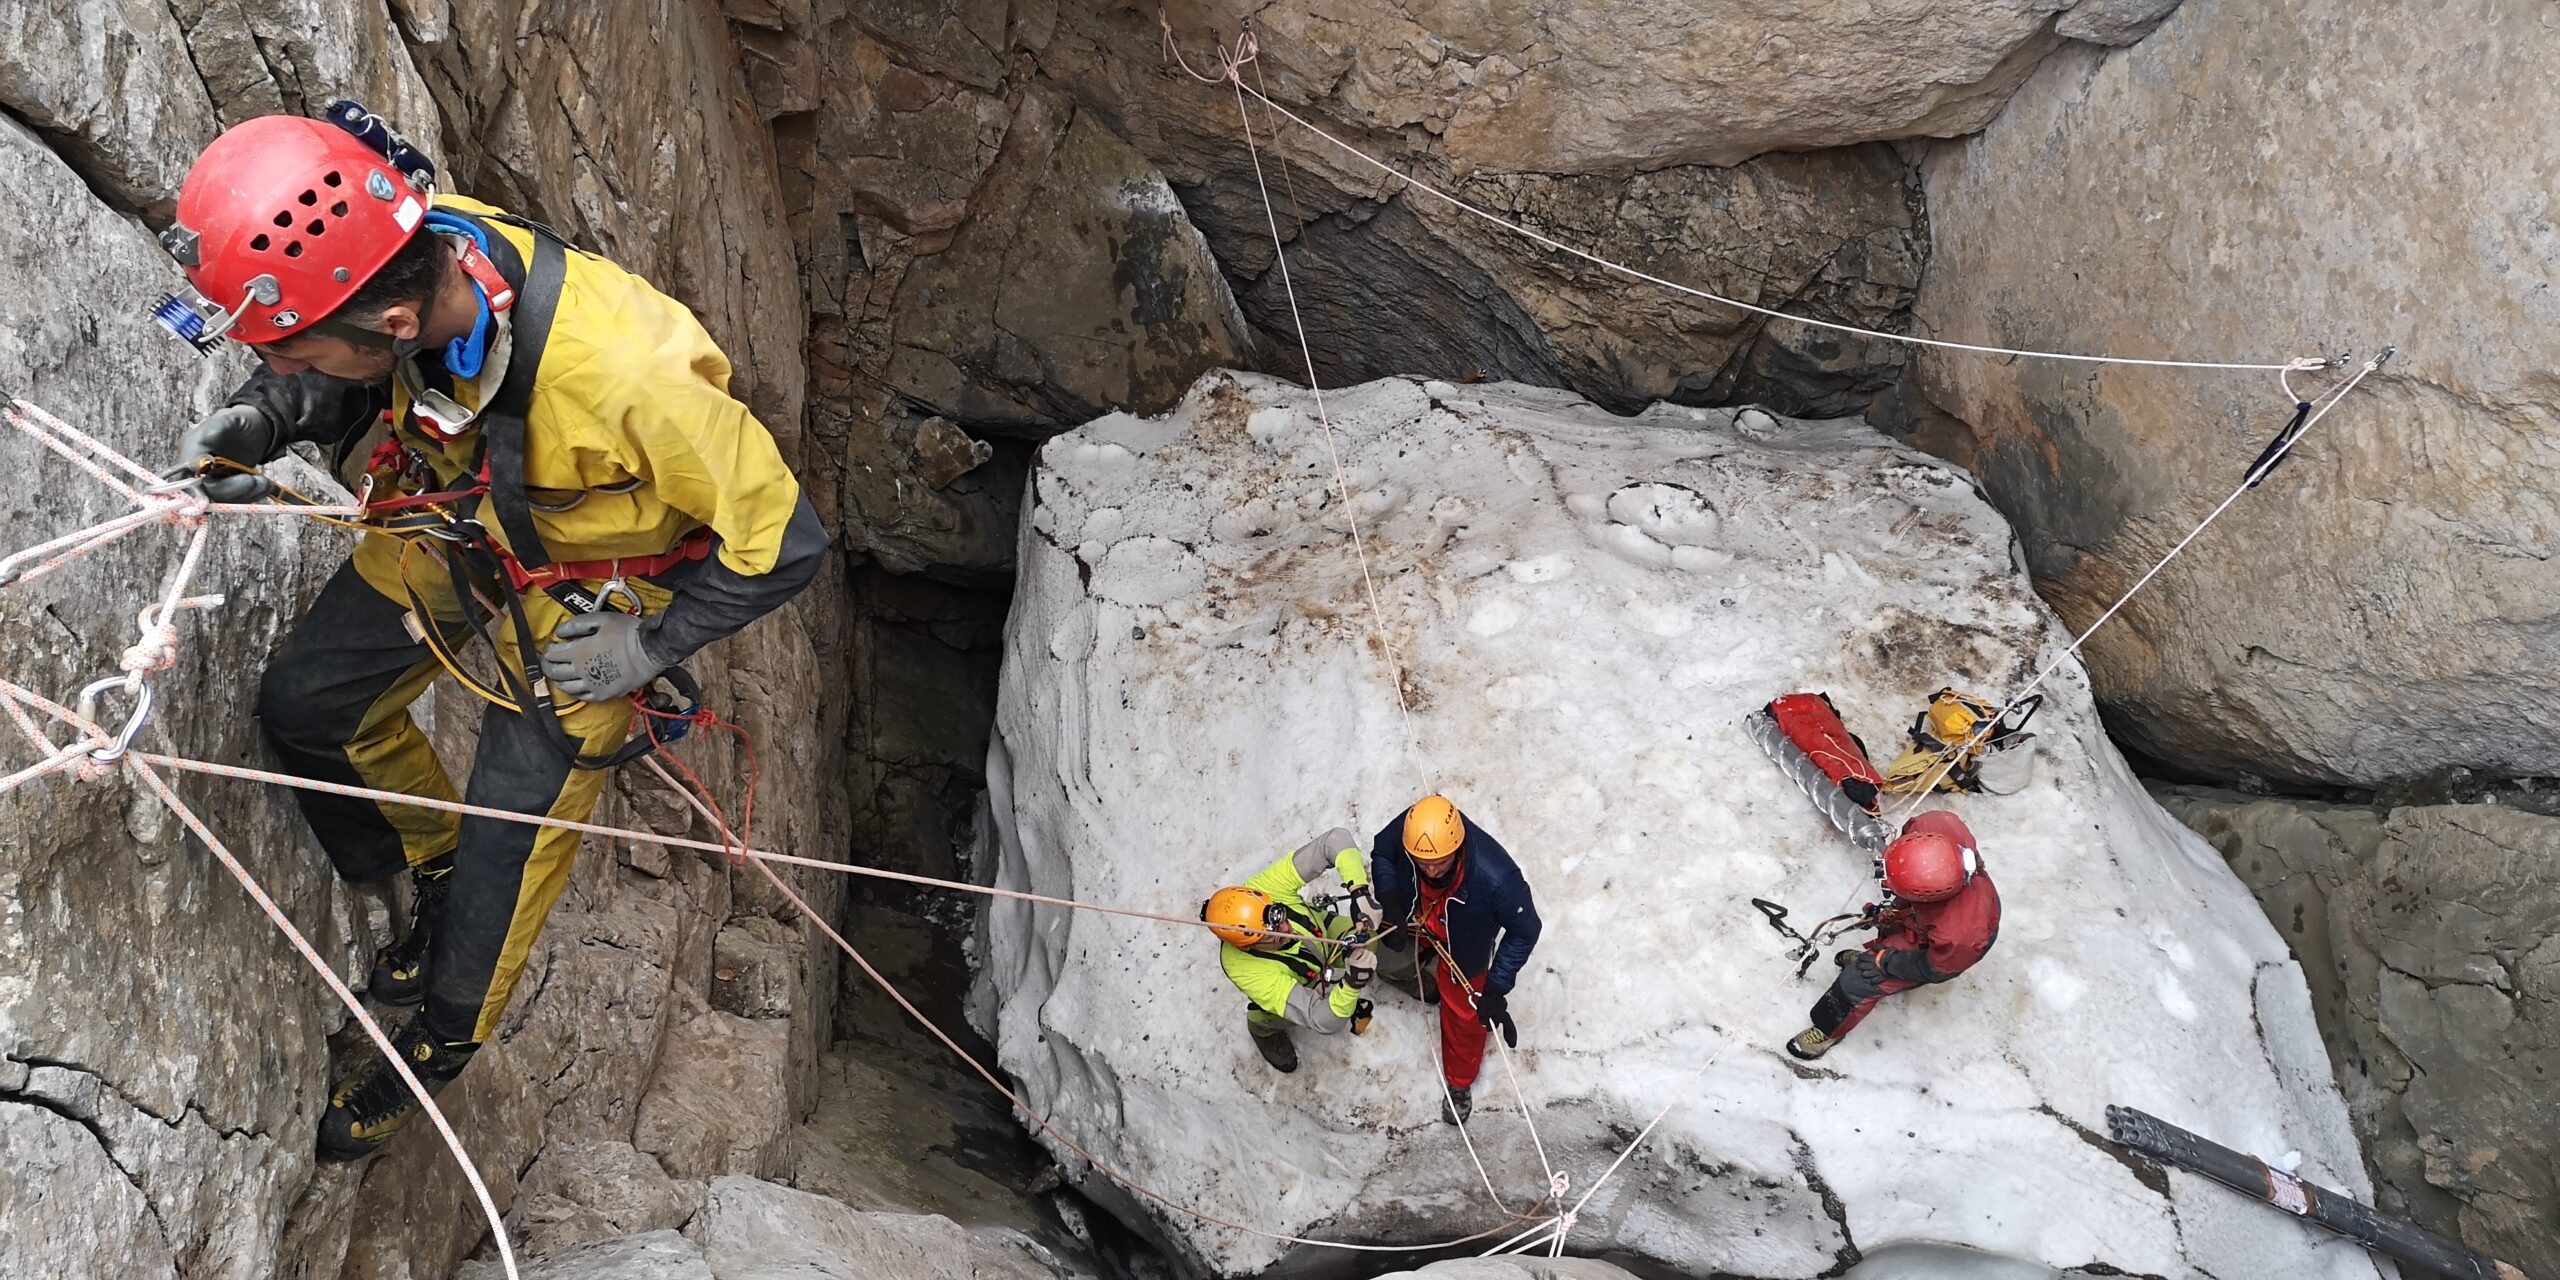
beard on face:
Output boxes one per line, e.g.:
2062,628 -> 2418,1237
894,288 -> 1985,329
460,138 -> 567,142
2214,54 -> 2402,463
350,347 -> 399,387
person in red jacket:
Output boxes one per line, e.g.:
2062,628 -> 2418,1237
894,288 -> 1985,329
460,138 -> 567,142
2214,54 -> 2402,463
1787,809 -> 2000,1059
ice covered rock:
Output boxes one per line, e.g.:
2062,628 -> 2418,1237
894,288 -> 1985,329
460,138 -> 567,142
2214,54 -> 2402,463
980,373 -> 2385,1278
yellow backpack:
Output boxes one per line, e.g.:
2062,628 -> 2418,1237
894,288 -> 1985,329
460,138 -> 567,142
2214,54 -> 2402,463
1881,688 -> 2041,795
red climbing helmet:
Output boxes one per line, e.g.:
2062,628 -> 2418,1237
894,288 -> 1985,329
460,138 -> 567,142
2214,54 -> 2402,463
162,115 -> 428,343
1881,828 -> 1977,902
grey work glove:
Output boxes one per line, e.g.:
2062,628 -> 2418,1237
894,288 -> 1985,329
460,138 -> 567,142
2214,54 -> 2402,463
171,404 -> 282,502
539,611 -> 668,703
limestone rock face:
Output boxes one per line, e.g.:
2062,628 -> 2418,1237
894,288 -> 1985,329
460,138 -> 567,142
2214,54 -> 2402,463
980,372 -> 2379,1278
787,12 -> 1253,580
509,1140 -> 707,1258
1378,1263 -> 1642,1280
694,1175 -> 1067,1280
2159,790 -> 2560,1279
1043,6 -> 1929,419
1139,1 -> 2177,172
635,1009 -> 800,1182
0,50 -> 395,1280
1,4 -> 844,1278
458,1230 -> 717,1280
1907,0 -> 2560,786
457,1178 -> 1079,1280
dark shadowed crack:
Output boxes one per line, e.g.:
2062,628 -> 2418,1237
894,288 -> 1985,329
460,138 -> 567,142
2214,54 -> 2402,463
1785,1128 -> 1862,1277
0,101 -> 141,223
2036,1102 -> 2171,1199
0,1060 -> 181,1248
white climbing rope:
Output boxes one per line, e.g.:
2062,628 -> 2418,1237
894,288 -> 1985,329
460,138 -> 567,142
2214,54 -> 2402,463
1877,348 -> 2393,821
1227,43 -> 1574,1229
1174,27 -> 2332,377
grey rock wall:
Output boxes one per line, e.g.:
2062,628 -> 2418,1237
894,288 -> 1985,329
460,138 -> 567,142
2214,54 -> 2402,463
2158,789 -> 2558,1277
0,5 -> 843,1279
1909,0 -> 2560,786
1044,3 -> 1931,419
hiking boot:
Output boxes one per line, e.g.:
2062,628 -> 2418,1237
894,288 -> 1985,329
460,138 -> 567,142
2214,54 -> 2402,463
1441,1084 -> 1471,1126
317,1017 -> 478,1162
1252,1030 -> 1299,1074
366,857 -> 453,1007
1786,1027 -> 1837,1061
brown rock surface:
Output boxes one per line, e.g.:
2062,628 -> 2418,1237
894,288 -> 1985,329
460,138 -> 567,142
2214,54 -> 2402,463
1909,0 -> 2560,786
2,4 -> 845,1278
1139,1 -> 2176,173
1041,5 -> 1930,418
2159,789 -> 2559,1278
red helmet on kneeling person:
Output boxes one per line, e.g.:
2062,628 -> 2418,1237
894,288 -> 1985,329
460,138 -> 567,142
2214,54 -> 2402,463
1881,829 -> 1977,902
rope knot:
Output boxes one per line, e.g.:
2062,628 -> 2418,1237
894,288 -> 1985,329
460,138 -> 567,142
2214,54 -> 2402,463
120,622 -> 180,676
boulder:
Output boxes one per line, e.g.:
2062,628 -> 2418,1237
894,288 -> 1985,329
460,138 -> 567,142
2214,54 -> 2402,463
509,1141 -> 706,1258
1132,1 -> 2178,172
979,372 -> 2383,1278
454,1229 -> 713,1280
694,1174 -> 1066,1280
1377,1263 -> 1640,1280
634,1007 -> 798,1181
2157,790 -> 2560,1279
1905,0 -> 2560,786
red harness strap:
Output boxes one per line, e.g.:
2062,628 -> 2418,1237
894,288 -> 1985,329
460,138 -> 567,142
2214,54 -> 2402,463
359,446 -> 717,590
497,527 -> 716,592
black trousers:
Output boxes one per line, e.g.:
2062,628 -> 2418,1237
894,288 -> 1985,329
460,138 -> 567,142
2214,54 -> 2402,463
256,543 -> 640,1044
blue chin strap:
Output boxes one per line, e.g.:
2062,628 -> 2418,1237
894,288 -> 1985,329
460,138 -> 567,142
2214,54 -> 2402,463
421,211 -> 498,378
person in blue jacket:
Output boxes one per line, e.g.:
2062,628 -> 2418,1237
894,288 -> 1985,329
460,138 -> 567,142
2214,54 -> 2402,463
1371,795 -> 1541,1124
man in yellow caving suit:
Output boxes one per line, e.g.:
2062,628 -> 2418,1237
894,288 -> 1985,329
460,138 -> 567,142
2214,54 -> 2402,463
1201,827 -> 1382,1073
156,112 -> 824,1159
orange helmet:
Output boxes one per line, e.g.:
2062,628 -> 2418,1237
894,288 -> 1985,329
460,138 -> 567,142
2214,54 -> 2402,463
1402,796 -> 1466,861
1202,886 -> 1280,947
1881,830 -> 1977,902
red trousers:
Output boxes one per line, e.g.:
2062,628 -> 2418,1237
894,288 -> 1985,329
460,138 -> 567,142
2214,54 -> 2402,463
1434,961 -> 1490,1088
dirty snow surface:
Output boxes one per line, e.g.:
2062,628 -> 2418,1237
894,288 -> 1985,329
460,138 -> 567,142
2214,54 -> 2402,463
977,373 -> 2383,1279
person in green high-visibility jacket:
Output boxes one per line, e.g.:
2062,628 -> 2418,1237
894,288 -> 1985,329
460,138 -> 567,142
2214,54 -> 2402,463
1200,826 -> 1383,1074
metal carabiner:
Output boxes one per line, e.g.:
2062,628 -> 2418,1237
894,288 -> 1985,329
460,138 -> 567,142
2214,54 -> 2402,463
596,577 -> 643,615
74,676 -> 155,764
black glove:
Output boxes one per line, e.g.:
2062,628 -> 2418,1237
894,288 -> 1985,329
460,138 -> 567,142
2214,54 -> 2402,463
1837,948 -> 1894,999
1351,998 -> 1375,1036
1475,985 -> 1517,1048
539,611 -> 670,702
171,404 -> 282,501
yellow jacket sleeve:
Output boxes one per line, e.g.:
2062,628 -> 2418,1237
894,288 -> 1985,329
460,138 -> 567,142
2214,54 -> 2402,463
1327,982 -> 1361,1019
605,347 -> 804,577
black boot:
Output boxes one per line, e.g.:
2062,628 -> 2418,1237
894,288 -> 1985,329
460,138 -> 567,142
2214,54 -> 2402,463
1253,1030 -> 1299,1074
317,1016 -> 478,1161
367,856 -> 452,1007
1441,1084 -> 1471,1125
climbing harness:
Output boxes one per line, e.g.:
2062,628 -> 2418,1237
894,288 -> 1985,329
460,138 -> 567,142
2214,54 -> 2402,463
1749,898 -> 1875,980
